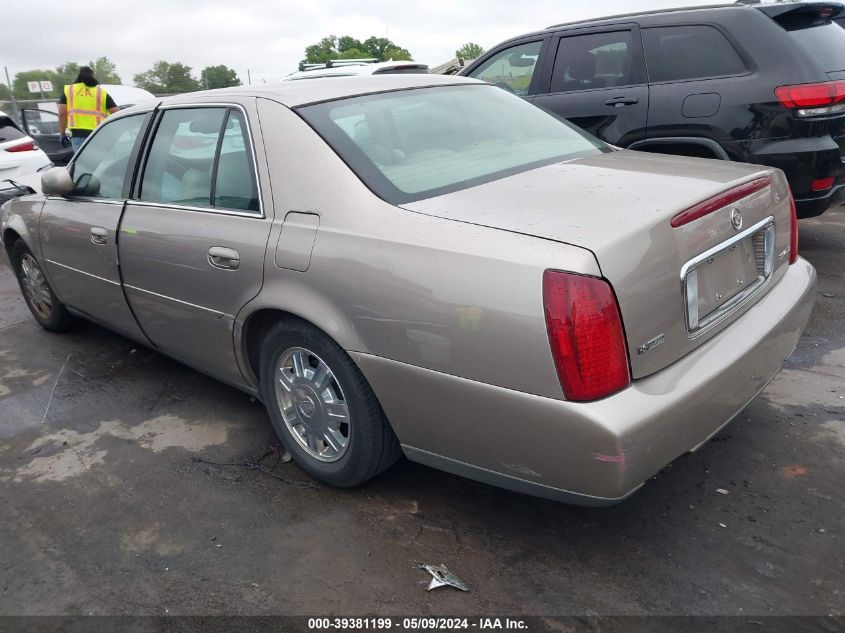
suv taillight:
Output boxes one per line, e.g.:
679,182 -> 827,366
543,270 -> 631,402
788,188 -> 799,265
4,140 -> 37,152
775,81 -> 845,116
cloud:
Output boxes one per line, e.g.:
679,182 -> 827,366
2,0 -> 726,86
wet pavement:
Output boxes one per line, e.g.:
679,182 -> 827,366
0,209 -> 843,618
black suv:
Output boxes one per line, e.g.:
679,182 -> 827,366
461,2 -> 845,217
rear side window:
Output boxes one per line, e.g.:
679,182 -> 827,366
551,30 -> 639,93
140,107 -> 259,212
643,25 -> 747,82
0,116 -> 25,143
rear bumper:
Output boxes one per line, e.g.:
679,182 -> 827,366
744,136 -> 844,218
353,258 -> 817,505
793,183 -> 845,218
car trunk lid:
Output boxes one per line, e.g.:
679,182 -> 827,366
401,150 -> 794,380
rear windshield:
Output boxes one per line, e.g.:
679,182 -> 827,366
298,84 -> 607,204
0,116 -> 25,143
782,20 -> 845,73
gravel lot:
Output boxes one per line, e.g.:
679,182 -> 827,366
0,207 -> 842,621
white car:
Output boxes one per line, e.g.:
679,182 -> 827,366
99,84 -> 156,108
284,59 -> 429,81
0,111 -> 52,181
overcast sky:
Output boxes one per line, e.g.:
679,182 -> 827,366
2,0 -> 727,85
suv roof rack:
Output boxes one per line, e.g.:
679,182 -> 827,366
298,58 -> 379,72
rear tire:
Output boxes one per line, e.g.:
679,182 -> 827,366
259,318 -> 401,487
10,240 -> 72,332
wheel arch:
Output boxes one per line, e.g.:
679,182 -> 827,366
2,220 -> 32,257
627,137 -> 731,161
235,300 -> 366,393
2,227 -> 23,254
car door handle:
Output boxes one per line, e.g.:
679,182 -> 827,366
605,96 -> 639,107
208,246 -> 240,270
90,227 -> 108,245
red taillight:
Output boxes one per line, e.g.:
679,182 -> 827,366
788,189 -> 798,265
4,140 -> 37,153
811,177 -> 835,191
775,81 -> 845,112
543,271 -> 631,402
671,177 -> 772,228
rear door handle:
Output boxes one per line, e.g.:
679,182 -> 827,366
605,96 -> 639,107
208,246 -> 240,270
90,227 -> 108,245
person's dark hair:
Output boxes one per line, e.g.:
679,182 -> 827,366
73,66 -> 99,87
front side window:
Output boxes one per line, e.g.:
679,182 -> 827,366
468,41 -> 543,96
299,84 -> 608,204
140,107 -> 259,212
70,114 -> 146,199
643,25 -> 747,83
551,31 -> 638,93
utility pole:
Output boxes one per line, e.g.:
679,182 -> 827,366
4,66 -> 19,124
247,69 -> 252,85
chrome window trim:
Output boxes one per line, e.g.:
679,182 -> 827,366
680,215 -> 775,339
123,284 -> 228,319
135,102 -> 266,219
128,199 -> 266,219
44,196 -> 125,206
45,258 -> 121,286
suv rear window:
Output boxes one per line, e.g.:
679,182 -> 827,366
299,84 -> 607,204
643,25 -> 747,83
782,21 -> 845,73
0,115 -> 26,143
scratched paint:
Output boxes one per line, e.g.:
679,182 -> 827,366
593,452 -> 627,468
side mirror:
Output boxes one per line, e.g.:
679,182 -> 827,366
40,166 -> 73,196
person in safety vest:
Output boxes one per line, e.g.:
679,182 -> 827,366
58,66 -> 119,152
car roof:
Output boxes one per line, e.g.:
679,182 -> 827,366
152,74 -> 483,109
544,3 -> 742,30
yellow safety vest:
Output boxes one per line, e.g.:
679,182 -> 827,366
64,83 -> 109,131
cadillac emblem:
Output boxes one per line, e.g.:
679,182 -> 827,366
730,208 -> 743,231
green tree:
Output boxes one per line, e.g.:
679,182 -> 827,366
200,65 -> 241,90
383,46 -> 412,61
304,36 -> 339,64
54,62 -> 79,89
362,37 -> 393,60
134,61 -> 199,94
455,43 -> 484,60
55,58 -> 120,90
337,48 -> 369,60
303,35 -> 414,64
337,36 -> 364,54
89,57 -> 121,84
0,83 -> 10,102
12,69 -> 60,99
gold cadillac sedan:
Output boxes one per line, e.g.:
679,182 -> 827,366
0,75 -> 816,505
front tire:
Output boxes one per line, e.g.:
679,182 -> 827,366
260,319 -> 401,487
10,240 -> 72,332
